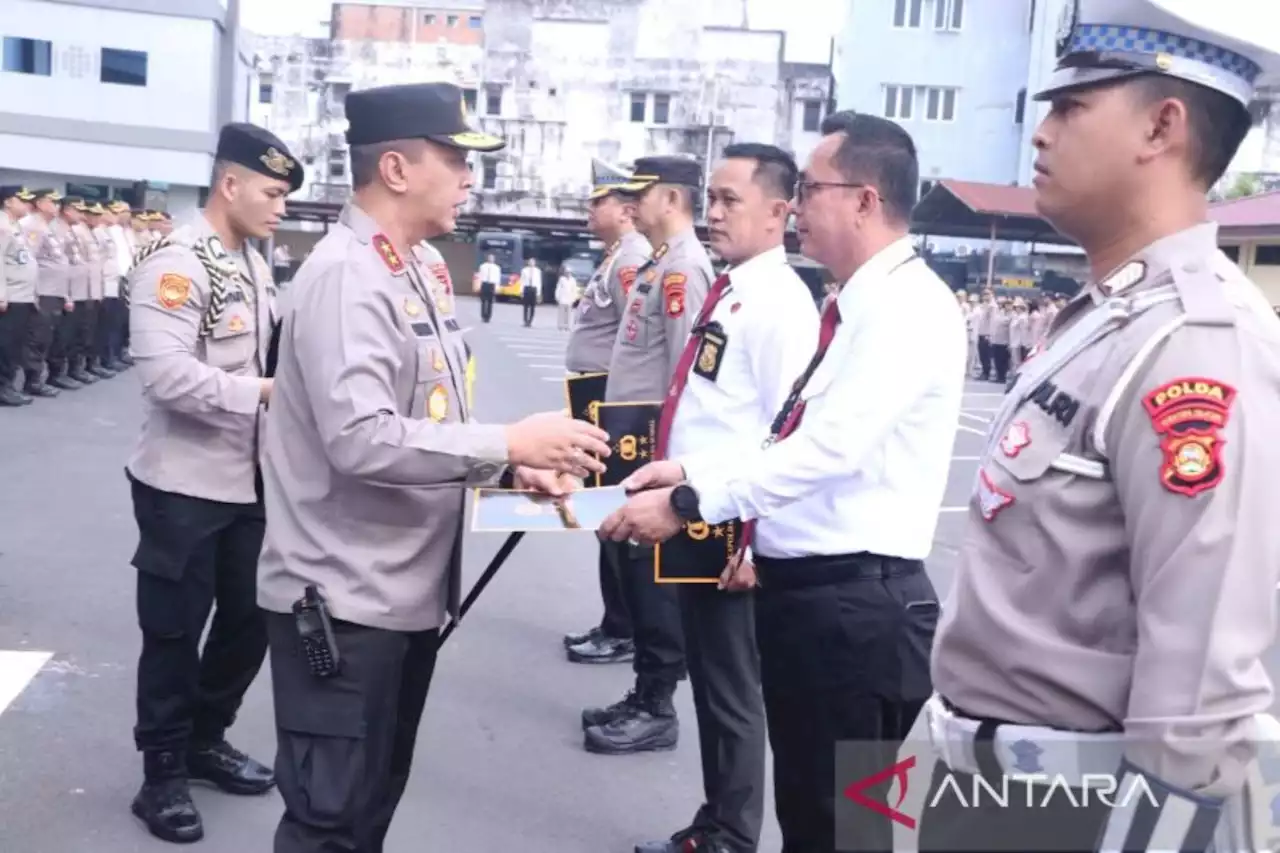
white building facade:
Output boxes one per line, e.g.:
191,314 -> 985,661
0,0 -> 254,216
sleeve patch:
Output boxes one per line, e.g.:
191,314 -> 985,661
618,266 -> 638,298
157,273 -> 192,310
1141,377 -> 1237,497
662,272 -> 687,318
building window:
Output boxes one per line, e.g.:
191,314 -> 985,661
802,99 -> 822,131
653,93 -> 671,125
481,159 -> 497,190
934,0 -> 964,30
884,85 -> 954,121
1014,87 -> 1026,124
883,85 -> 912,120
100,47 -> 148,86
630,92 -> 647,123
2,36 -> 52,76
485,85 -> 502,116
469,16 -> 482,29
423,13 -> 436,25
463,87 -> 478,113
892,0 -> 924,28
1221,244 -> 1241,263
1255,245 -> 1280,265
920,179 -> 936,198
259,82 -> 274,104
447,14 -> 458,27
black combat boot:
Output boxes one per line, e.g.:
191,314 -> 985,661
583,682 -> 678,755
567,633 -> 634,664
47,371 -> 81,390
68,357 -> 96,384
581,688 -> 643,730
187,739 -> 276,796
0,385 -> 30,406
131,750 -> 203,844
635,829 -> 733,853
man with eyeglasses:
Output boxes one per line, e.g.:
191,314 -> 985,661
601,113 -> 963,852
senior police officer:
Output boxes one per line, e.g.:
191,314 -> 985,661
560,158 -> 652,666
257,82 -> 612,853
922,2 -> 1280,851
0,186 -> 37,406
581,154 -> 712,756
124,122 -> 301,844
21,189 -> 68,397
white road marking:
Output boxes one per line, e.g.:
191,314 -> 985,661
959,412 -> 991,423
957,424 -> 987,437
0,651 -> 52,716
940,506 -> 968,513
952,456 -> 980,461
542,376 -> 567,383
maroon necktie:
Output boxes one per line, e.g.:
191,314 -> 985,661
738,298 -> 842,555
654,273 -> 732,460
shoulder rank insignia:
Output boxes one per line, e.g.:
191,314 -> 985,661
663,272 -> 687,318
373,234 -> 405,275
157,273 -> 192,310
1142,377 -> 1236,497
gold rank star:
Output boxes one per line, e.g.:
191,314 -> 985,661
712,526 -> 725,538
638,436 -> 649,446
639,450 -> 650,459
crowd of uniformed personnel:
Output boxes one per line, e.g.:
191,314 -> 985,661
0,187 -> 172,406
959,289 -> 1070,383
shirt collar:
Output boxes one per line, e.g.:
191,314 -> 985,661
725,244 -> 787,289
837,235 -> 916,310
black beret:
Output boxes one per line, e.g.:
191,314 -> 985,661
626,156 -> 704,192
0,186 -> 34,203
215,122 -> 304,192
345,83 -> 505,153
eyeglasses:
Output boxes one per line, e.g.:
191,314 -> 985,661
795,180 -> 874,205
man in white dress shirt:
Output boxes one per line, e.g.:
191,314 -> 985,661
629,143 -> 818,853
604,112 -> 964,852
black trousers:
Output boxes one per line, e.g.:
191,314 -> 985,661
991,344 -> 1011,383
614,541 -> 685,689
72,299 -> 97,365
521,289 -> 537,325
0,301 -> 36,385
597,540 -> 633,640
97,296 -> 127,363
24,294 -> 63,383
128,475 -> 267,756
977,335 -> 991,379
479,284 -> 495,322
46,300 -> 78,378
268,612 -> 440,853
918,763 -> 1109,852
678,584 -> 766,851
754,553 -> 939,853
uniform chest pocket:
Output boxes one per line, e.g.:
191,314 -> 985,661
987,415 -> 1074,483
411,338 -> 455,424
205,317 -> 255,370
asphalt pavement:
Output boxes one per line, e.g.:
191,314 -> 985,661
3,295 -> 1264,852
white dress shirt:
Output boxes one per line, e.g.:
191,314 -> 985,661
691,236 -> 966,560
671,245 -> 819,476
479,261 -> 501,285
520,265 -> 541,293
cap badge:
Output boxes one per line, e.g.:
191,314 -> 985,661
1055,0 -> 1079,59
260,147 -> 295,177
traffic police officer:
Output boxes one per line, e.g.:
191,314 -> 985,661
257,81 -> 612,852
561,158 -> 652,665
125,122 -> 302,844
0,186 -> 37,406
582,154 -> 712,756
924,2 -> 1280,851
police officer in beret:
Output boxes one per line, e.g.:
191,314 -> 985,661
923,2 -> 1280,851
257,82 -> 612,851
124,121 -> 302,844
0,186 -> 37,406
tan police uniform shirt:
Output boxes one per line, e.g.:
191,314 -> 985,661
73,222 -> 103,301
23,214 -> 68,301
257,204 -> 509,634
125,213 -> 272,505
932,222 -> 1280,799
604,227 -> 712,402
61,219 -> 89,303
95,223 -> 121,297
0,211 -> 37,304
566,229 -> 652,374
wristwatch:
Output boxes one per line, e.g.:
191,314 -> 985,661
669,483 -> 703,522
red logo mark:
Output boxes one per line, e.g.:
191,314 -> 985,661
843,754 -> 917,830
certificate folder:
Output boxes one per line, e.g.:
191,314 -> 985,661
654,519 -> 743,584
591,401 -> 661,488
565,372 -> 608,423
471,486 -> 630,533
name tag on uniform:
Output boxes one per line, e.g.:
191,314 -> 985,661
411,322 -> 436,339
226,291 -> 246,304
692,328 -> 727,383
636,283 -> 652,294
444,318 -> 461,332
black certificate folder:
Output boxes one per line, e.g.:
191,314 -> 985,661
591,401 -> 661,488
654,519 -> 743,584
471,486 -> 630,533
565,372 -> 608,423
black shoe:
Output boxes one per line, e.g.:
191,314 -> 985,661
0,386 -> 30,406
48,375 -> 81,390
24,383 -> 58,398
132,751 -> 203,844
636,830 -> 731,853
69,368 -> 97,384
581,688 -> 642,730
119,353 -> 136,366
89,364 -> 115,379
563,625 -> 603,649
106,359 -> 129,371
187,740 -> 276,796
584,687 -> 679,755
567,635 -> 634,665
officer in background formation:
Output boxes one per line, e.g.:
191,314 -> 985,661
0,186 -> 37,406
581,155 -> 712,757
45,195 -> 96,389
124,122 -> 301,845
561,157 -> 652,666
72,201 -> 114,381
258,82 -> 612,852
97,200 -> 133,371
20,188 -> 68,397
923,2 -> 1280,851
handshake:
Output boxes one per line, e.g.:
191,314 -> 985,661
503,410 -> 612,496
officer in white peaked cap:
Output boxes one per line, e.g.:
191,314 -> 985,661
920,1 -> 1280,851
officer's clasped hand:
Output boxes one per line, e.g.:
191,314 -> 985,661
506,411 -> 611,479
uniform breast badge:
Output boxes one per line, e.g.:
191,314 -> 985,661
227,314 -> 245,333
1141,377 -> 1236,497
431,348 -> 446,372
692,329 -> 726,382
157,273 -> 192,310
404,298 -> 422,318
663,272 -> 687,318
427,383 -> 449,423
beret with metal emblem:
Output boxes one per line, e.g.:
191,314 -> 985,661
344,82 -> 506,153
617,155 -> 704,193
214,122 -> 305,193
588,158 -> 642,200
0,186 -> 35,203
1038,0 -> 1280,108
